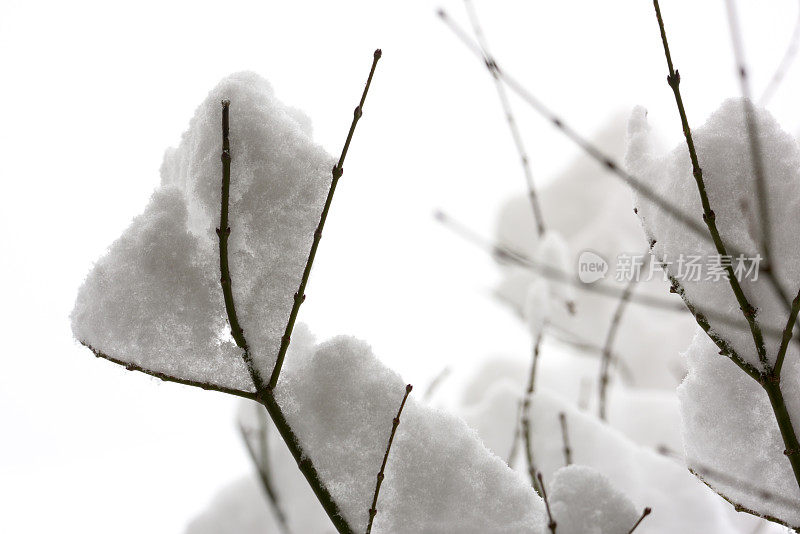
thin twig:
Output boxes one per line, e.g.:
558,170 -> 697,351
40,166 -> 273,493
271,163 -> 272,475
627,507 -> 652,534
269,49 -> 382,391
537,472 -> 557,534
652,0 -> 767,369
366,384 -> 413,534
774,287 -> 800,376
80,342 -> 258,400
558,412 -> 571,466
760,1 -> 800,105
599,252 -> 649,420
463,0 -> 545,236
521,331 -> 544,496
218,100 -> 264,390
238,418 -> 291,534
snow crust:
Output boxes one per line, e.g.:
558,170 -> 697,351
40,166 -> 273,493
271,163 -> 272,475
274,332 -> 547,533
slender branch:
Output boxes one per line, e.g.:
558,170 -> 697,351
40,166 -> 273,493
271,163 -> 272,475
760,0 -> 800,105
80,341 -> 258,400
238,419 -> 291,534
217,97 -> 355,533
366,384 -> 412,534
724,0 -> 774,281
599,252 -> 649,420
775,288 -> 800,376
627,508 -> 652,534
537,472 -> 557,534
558,412 -> 571,466
268,49 -> 382,391
652,0 -> 768,368
521,331 -> 544,496
463,0 -> 545,236
218,100 -> 264,389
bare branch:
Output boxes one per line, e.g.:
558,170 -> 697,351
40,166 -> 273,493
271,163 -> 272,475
238,417 -> 291,534
652,0 -> 767,368
366,384 -> 413,534
269,49 -> 382,391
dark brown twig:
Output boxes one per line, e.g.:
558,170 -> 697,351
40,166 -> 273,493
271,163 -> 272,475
537,472 -> 557,534
558,412 -> 571,466
627,507 -> 652,534
218,100 -> 263,390
366,384 -> 413,534
652,0 -> 767,368
653,0 -> 800,503
269,49 -> 382,391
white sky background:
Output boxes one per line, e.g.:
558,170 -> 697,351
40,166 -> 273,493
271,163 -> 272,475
2,0 -> 800,532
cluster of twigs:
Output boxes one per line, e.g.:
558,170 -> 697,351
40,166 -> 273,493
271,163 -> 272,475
437,0 -> 800,530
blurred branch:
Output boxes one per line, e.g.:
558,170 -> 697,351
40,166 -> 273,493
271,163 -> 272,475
658,445 -> 800,529
437,9 -> 736,259
434,209 -> 788,340
462,0 -> 546,236
599,252 -> 650,420
759,1 -> 800,105
238,417 -> 291,534
558,412 -> 572,466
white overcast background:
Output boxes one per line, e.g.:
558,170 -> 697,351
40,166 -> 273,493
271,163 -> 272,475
3,0 -> 800,532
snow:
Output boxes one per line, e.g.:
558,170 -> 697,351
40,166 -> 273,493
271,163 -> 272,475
549,465 -> 639,534
626,99 -> 800,369
436,354 -> 770,533
678,330 -> 800,526
523,280 -> 550,337
274,333 -> 547,533
72,72 -> 334,392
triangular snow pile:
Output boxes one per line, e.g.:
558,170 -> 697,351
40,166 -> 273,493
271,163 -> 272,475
71,72 -> 333,393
